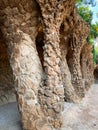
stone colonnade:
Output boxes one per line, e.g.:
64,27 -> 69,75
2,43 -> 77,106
0,0 -> 94,130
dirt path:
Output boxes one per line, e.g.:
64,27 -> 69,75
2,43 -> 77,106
0,84 -> 98,130
62,83 -> 98,130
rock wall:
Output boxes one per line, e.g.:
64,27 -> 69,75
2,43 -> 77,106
94,65 -> 98,81
0,0 -> 94,130
81,43 -> 94,90
0,31 -> 15,105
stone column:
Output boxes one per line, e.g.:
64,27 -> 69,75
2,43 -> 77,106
9,32 -> 44,130
71,48 -> 83,97
36,1 -> 66,129
69,15 -> 90,98
0,1 -> 47,130
60,36 -> 80,102
81,44 -> 94,90
38,23 -> 64,129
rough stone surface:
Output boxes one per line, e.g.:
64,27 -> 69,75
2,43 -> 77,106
62,83 -> 98,130
0,32 -> 16,105
81,43 -> 94,90
0,0 -> 94,130
94,65 -> 98,81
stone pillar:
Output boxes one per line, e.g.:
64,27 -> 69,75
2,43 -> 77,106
81,43 -> 94,90
69,15 -> 90,98
8,32 -> 44,130
71,48 -> 83,97
0,1 -> 47,130
38,23 -> 64,129
36,1 -> 66,129
60,36 -> 80,102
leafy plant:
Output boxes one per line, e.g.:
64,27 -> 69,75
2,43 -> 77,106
76,0 -> 98,64
77,6 -> 93,24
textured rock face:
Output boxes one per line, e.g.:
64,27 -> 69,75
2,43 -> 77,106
94,65 -> 98,80
81,43 -> 94,90
0,32 -> 15,105
0,0 -> 94,130
66,12 -> 92,98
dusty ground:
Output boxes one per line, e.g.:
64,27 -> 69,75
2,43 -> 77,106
0,83 -> 98,130
0,103 -> 22,130
62,83 -> 98,130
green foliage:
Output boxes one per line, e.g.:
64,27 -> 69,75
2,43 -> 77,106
77,6 -> 93,24
87,35 -> 94,44
76,0 -> 82,2
93,47 -> 98,64
89,23 -> 98,64
90,22 -> 98,38
76,0 -> 98,64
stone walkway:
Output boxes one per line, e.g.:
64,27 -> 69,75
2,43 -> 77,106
62,83 -> 98,130
0,83 -> 98,130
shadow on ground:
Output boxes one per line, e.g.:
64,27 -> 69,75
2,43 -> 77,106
0,102 -> 22,130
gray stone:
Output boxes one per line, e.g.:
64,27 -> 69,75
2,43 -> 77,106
0,102 -> 22,130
